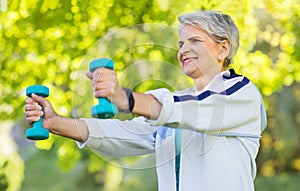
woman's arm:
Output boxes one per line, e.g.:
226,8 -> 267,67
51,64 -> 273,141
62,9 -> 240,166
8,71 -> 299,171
86,68 -> 163,120
25,94 -> 157,157
131,92 -> 162,120
78,117 -> 157,157
25,94 -> 89,142
146,77 -> 265,136
87,67 -> 265,136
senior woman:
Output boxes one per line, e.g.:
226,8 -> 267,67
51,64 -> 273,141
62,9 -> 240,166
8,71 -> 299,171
25,10 -> 267,191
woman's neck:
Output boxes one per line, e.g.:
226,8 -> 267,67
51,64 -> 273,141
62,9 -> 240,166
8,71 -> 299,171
193,77 -> 209,91
193,68 -> 225,91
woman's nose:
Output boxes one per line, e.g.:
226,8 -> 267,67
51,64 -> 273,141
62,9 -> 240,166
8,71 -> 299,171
178,42 -> 190,55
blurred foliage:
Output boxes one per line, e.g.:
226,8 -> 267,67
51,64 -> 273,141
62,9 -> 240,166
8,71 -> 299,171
255,173 -> 300,191
0,0 -> 300,190
20,147 -> 157,191
0,121 -> 24,191
257,83 -> 300,177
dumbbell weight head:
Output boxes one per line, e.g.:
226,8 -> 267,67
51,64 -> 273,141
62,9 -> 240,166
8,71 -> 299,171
89,58 -> 114,71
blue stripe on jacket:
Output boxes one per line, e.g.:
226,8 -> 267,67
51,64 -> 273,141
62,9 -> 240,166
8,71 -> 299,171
173,70 -> 250,103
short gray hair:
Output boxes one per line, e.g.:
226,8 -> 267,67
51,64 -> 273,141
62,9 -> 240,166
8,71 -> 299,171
178,10 -> 239,67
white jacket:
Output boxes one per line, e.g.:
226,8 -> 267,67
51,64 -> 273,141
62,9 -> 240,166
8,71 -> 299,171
77,69 -> 267,191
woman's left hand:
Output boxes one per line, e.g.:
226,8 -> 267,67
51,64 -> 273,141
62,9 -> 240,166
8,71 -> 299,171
86,68 -> 129,111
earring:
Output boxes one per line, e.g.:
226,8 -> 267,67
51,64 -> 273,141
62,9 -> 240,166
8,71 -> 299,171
217,55 -> 223,61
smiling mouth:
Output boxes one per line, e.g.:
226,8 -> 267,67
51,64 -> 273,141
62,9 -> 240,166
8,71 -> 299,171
183,57 -> 197,65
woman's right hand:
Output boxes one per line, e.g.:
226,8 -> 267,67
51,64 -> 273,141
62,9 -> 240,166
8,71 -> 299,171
24,93 -> 58,130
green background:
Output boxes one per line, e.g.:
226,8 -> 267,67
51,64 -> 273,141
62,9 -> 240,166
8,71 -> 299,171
0,0 -> 300,190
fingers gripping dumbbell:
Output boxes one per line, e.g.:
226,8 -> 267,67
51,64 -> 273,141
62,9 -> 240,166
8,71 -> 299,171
26,85 -> 50,140
89,58 -> 118,118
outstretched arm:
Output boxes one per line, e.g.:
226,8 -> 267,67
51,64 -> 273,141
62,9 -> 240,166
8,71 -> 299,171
86,68 -> 162,120
25,94 -> 89,142
25,94 -> 157,157
25,68 -> 162,142
131,92 -> 162,119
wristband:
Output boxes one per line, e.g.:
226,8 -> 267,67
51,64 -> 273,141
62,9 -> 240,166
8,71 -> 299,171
123,88 -> 135,113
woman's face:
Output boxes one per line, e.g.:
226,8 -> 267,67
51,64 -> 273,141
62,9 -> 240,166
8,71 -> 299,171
177,24 -> 223,80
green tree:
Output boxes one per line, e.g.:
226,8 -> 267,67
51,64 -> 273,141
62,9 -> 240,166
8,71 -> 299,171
1,0 -> 300,190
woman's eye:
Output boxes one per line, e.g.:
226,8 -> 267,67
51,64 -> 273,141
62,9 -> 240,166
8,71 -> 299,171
178,42 -> 183,48
192,38 -> 201,43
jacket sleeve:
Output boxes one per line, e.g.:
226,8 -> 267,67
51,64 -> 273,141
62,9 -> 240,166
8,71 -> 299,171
147,77 -> 265,137
76,116 -> 157,157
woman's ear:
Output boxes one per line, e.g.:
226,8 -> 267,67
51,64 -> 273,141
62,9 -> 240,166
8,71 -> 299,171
217,39 -> 231,61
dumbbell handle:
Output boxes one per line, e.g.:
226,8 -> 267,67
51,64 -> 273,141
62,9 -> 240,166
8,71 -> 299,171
32,111 -> 44,131
97,97 -> 111,105
89,58 -> 118,118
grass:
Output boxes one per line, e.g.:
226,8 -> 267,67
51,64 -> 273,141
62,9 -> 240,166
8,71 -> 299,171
20,149 -> 157,191
20,148 -> 300,191
254,173 -> 300,191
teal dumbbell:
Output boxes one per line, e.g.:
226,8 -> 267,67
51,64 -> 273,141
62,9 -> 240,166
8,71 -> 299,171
89,58 -> 118,118
26,85 -> 50,140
